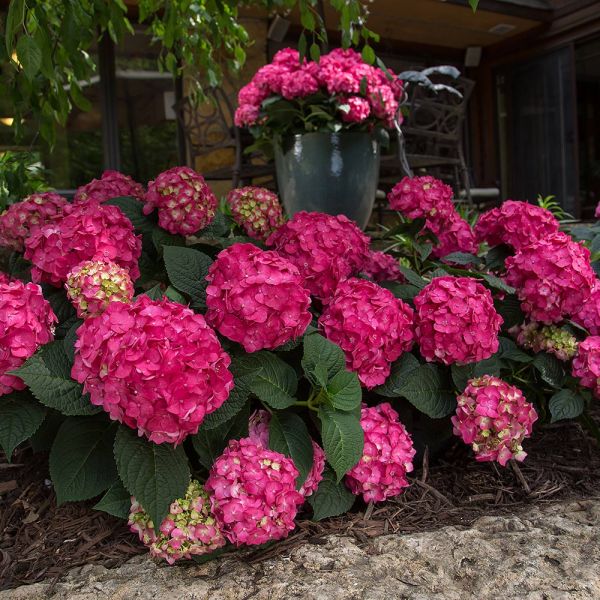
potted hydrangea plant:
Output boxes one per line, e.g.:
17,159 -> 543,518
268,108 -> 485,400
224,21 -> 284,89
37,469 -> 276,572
235,47 -> 403,228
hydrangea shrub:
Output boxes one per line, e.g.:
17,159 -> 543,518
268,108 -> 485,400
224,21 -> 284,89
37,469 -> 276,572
1,170 -> 598,567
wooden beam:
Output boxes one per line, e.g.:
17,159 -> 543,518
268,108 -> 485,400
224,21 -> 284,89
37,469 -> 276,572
444,0 -> 553,21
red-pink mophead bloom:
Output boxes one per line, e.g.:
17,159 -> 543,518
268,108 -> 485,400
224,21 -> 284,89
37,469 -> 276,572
319,278 -> 414,388
205,243 -> 312,353
266,211 -> 370,302
71,295 -> 233,445
24,202 -> 141,287
0,280 -> 56,396
0,192 -> 69,252
451,375 -> 537,466
505,232 -> 595,324
414,276 -> 502,365
345,402 -> 415,502
144,166 -> 217,235
205,438 -> 304,546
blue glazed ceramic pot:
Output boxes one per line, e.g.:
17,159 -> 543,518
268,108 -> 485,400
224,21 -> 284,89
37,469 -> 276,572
274,131 -> 380,229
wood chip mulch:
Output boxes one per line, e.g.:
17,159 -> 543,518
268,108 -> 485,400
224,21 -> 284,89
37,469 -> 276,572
1,415 -> 599,591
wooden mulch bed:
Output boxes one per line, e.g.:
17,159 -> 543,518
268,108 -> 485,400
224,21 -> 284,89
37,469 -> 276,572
1,414 -> 599,591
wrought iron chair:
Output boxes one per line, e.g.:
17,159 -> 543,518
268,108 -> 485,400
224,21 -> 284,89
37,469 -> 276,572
175,87 -> 274,188
379,76 -> 476,203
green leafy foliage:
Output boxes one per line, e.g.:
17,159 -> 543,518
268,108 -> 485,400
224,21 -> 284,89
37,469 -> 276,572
268,411 -> 314,488
533,353 -> 566,389
49,417 -> 117,504
549,389 -> 585,423
12,342 -> 100,416
192,404 -> 250,470
114,426 -> 190,528
162,246 -> 212,309
302,333 -> 346,388
0,392 -> 46,458
248,352 -> 298,409
374,353 -> 420,397
94,479 -> 133,519
396,364 -> 456,418
308,465 -> 355,520
318,405 -> 364,481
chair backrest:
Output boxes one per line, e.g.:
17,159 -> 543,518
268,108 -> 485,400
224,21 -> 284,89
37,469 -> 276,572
175,86 -> 241,160
403,76 -> 475,148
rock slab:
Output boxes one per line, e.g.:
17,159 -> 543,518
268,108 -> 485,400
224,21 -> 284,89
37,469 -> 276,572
3,499 -> 600,600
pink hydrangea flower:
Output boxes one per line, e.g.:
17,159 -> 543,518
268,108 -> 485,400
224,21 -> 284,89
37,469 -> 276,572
387,176 -> 455,221
475,200 -> 559,251
510,321 -> 578,361
452,375 -> 538,466
65,259 -> 134,319
144,166 -> 217,235
345,403 -> 415,502
205,438 -> 304,546
234,103 -> 261,127
427,212 -> 478,259
319,278 -> 414,388
129,480 -> 225,564
0,280 -> 56,396
369,84 -> 398,125
596,202 -> 600,219
267,211 -> 370,302
74,170 -> 144,204
360,250 -> 405,283
340,96 -> 371,123
0,272 -> 9,284
281,66 -> 319,100
572,336 -> 600,397
572,281 -> 600,335
505,232 -> 595,324
71,295 -> 233,445
414,276 -> 502,365
226,187 -> 285,241
24,202 -> 141,287
205,243 -> 311,352
248,409 -> 325,498
0,192 -> 69,252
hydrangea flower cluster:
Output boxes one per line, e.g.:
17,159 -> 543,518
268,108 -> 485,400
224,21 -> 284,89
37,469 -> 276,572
0,192 -> 69,252
267,211 -> 370,301
387,176 -> 477,259
0,280 -> 56,396
319,278 -> 414,388
510,321 -> 578,361
475,200 -> 559,251
387,176 -> 455,220
571,336 -> 600,397
360,250 -> 404,283
226,187 -> 285,241
71,295 -> 233,445
414,276 -> 502,365
573,282 -> 600,335
205,438 -> 304,546
452,376 -> 538,466
144,166 -> 217,235
205,243 -> 311,352
235,47 -> 402,128
345,403 -> 415,502
427,212 -> 478,259
129,481 -> 225,564
0,271 -> 9,284
505,232 -> 595,324
24,202 -> 141,286
74,170 -> 144,204
65,259 -> 134,319
248,409 -> 326,498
